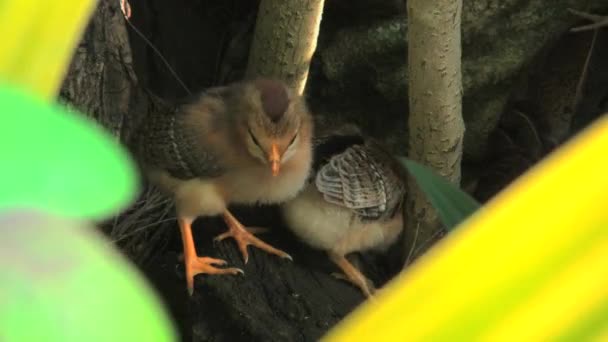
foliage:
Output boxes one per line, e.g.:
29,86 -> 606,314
1,210 -> 176,341
398,157 -> 481,231
0,0 -> 98,100
0,83 -> 137,220
0,1 -> 176,340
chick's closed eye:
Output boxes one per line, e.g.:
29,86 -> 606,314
248,128 -> 263,151
288,131 -> 299,148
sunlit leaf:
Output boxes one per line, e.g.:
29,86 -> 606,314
0,210 -> 176,341
398,157 -> 481,231
0,83 -> 137,220
324,116 -> 608,341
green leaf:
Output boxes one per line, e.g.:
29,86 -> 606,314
0,210 -> 176,341
0,83 -> 138,220
398,157 -> 481,231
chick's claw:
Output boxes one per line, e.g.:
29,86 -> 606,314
185,256 -> 244,295
219,211 -> 293,264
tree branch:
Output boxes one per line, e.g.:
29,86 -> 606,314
246,0 -> 325,94
404,0 -> 465,263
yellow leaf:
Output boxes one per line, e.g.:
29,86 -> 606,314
0,0 -> 97,100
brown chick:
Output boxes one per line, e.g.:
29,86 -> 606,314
135,78 -> 313,294
280,125 -> 406,297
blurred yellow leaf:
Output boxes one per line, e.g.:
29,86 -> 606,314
0,0 -> 97,100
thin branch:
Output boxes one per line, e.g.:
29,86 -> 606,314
404,222 -> 420,267
119,0 -> 192,95
573,28 -> 599,110
568,9 -> 608,32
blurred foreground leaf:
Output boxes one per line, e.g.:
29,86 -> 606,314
0,2 -> 175,341
0,83 -> 137,220
0,210 -> 176,341
0,0 -> 97,100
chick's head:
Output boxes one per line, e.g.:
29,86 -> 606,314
236,78 -> 312,176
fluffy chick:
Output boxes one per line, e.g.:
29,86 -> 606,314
281,125 -> 406,297
135,78 -> 313,294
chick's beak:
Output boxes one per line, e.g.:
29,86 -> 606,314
269,143 -> 280,176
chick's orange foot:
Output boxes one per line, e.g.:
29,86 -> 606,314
184,256 -> 244,295
178,217 -> 243,295
331,271 -> 376,298
330,253 -> 376,298
216,210 -> 293,264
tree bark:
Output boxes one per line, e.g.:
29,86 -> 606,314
246,0 -> 325,94
59,0 -> 174,262
61,0 -> 144,144
404,0 -> 465,262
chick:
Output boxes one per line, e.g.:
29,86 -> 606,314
134,78 -> 313,294
281,125 -> 406,297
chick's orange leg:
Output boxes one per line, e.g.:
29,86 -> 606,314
329,252 -> 376,298
178,217 -> 243,295
215,210 -> 292,264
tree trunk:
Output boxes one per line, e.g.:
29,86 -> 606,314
61,0 -> 144,144
245,0 -> 325,94
59,0 -> 175,263
404,0 -> 465,263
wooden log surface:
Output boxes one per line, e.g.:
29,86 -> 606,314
143,205 -> 400,341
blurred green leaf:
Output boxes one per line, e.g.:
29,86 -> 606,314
0,83 -> 138,220
0,210 -> 176,341
398,157 -> 481,231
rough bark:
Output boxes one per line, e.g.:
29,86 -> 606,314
61,0 -> 144,144
404,0 -> 465,261
59,0 -> 175,262
246,0 -> 325,94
